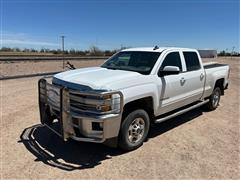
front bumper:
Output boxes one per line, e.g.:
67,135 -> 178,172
38,78 -> 123,143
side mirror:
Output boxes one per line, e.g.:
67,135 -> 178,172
158,66 -> 180,77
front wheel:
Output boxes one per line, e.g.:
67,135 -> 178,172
118,109 -> 150,151
206,87 -> 221,111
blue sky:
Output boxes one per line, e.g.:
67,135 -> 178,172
1,0 -> 239,51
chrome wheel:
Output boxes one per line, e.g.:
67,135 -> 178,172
212,90 -> 220,107
128,118 -> 145,144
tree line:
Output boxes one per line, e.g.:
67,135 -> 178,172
0,46 -> 127,56
218,50 -> 240,57
0,46 -> 239,56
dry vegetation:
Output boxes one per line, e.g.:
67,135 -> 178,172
0,57 -> 239,179
0,51 -> 55,56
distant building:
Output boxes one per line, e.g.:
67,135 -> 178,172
198,49 -> 217,58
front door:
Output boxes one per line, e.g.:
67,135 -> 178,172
157,51 -> 187,115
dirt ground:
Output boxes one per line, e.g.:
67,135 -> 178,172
0,59 -> 106,77
0,57 -> 239,179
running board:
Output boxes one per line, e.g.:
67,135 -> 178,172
154,100 -> 209,124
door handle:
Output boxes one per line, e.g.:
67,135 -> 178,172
180,77 -> 186,85
200,73 -> 204,80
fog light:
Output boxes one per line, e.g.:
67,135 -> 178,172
99,122 -> 103,129
92,122 -> 103,131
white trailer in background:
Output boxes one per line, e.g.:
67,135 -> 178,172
198,49 -> 217,58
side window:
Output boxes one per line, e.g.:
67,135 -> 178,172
183,52 -> 201,71
160,52 -> 182,71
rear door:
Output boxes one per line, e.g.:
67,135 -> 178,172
180,51 -> 205,103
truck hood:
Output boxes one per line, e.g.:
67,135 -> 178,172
53,67 -> 147,91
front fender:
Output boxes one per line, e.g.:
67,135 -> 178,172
120,83 -> 159,116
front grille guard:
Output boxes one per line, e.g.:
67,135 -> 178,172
38,78 -> 123,141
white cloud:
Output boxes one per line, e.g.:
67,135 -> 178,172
1,31 -> 59,48
3,39 -> 58,46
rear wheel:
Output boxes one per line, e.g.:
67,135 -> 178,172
118,109 -> 150,151
206,87 -> 221,110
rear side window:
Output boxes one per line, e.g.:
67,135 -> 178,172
183,52 -> 201,71
160,52 -> 182,71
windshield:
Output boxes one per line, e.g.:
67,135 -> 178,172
101,51 -> 161,75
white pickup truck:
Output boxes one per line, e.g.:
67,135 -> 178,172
39,47 -> 230,151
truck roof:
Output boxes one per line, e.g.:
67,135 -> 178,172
121,47 -> 197,53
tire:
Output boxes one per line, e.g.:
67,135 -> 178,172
206,87 -> 221,111
118,109 -> 150,151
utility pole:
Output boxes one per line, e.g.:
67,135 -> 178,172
120,44 -> 123,50
60,35 -> 65,69
231,46 -> 235,59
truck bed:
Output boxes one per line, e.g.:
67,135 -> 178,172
203,62 -> 228,69
202,62 -> 229,98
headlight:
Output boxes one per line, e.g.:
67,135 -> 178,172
111,93 -> 121,113
69,91 -> 122,115
96,104 -> 111,112
96,93 -> 121,113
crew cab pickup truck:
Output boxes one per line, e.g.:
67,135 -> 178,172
39,47 -> 230,151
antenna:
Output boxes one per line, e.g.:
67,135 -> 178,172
153,45 -> 159,50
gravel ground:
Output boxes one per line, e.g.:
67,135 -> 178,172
0,59 -> 106,77
0,57 -> 239,179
